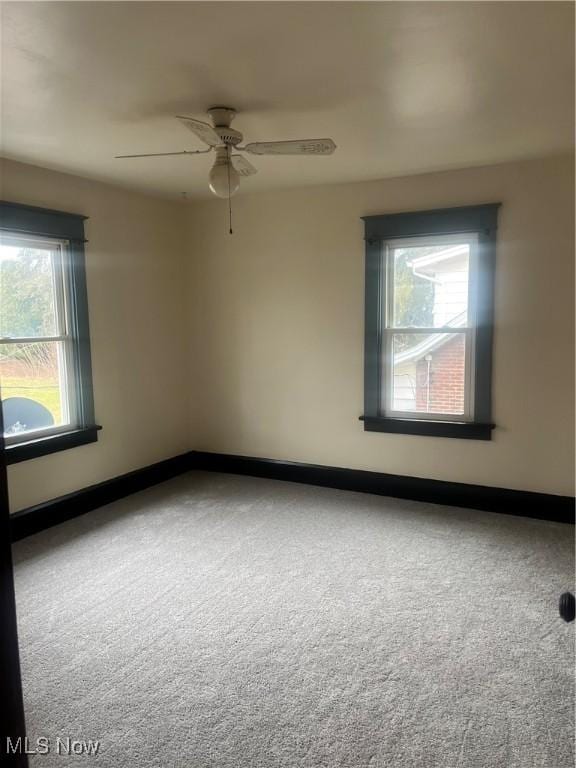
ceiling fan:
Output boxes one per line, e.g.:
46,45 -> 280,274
116,106 -> 337,198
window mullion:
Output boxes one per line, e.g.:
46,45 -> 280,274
381,245 -> 392,416
0,335 -> 69,344
384,244 -> 393,330
381,329 -> 390,416
52,243 -> 69,337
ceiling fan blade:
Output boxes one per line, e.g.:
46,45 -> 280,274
115,149 -> 211,159
242,138 -> 336,156
176,116 -> 221,147
232,154 -> 258,176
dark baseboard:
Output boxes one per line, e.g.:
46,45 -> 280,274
10,452 -> 193,542
10,449 -> 574,541
191,451 -> 575,525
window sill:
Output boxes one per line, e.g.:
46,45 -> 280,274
5,425 -> 102,465
360,416 -> 494,440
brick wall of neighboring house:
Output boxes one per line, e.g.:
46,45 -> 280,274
415,334 -> 465,414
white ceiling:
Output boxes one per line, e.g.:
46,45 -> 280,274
1,2 -> 574,199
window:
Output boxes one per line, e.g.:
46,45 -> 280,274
362,204 -> 500,439
0,202 -> 99,463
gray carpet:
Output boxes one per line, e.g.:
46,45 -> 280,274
13,471 -> 574,767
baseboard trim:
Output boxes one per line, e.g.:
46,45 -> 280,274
10,449 -> 574,541
191,451 -> 575,524
10,452 -> 193,541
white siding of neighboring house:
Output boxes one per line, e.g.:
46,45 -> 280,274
431,253 -> 468,326
392,360 -> 417,411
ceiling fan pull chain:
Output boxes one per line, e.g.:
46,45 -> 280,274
227,157 -> 233,235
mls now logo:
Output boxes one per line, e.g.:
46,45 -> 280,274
56,737 -> 100,756
6,737 -> 100,756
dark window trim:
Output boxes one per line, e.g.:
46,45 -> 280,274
5,426 -> 101,465
362,203 -> 500,440
362,203 -> 501,241
0,201 -> 98,461
0,200 -> 88,241
360,416 -> 494,440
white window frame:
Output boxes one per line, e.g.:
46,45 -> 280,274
381,232 -> 478,423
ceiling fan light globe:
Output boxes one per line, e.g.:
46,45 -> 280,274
209,163 -> 240,198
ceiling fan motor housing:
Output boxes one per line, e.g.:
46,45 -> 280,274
215,126 -> 243,146
208,106 -> 243,146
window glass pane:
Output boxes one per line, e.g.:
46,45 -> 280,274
389,332 -> 466,415
0,341 -> 69,435
0,238 -> 59,338
392,243 -> 469,328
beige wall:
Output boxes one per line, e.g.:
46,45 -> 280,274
187,154 -> 575,496
2,154 -> 573,510
1,159 -> 190,511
